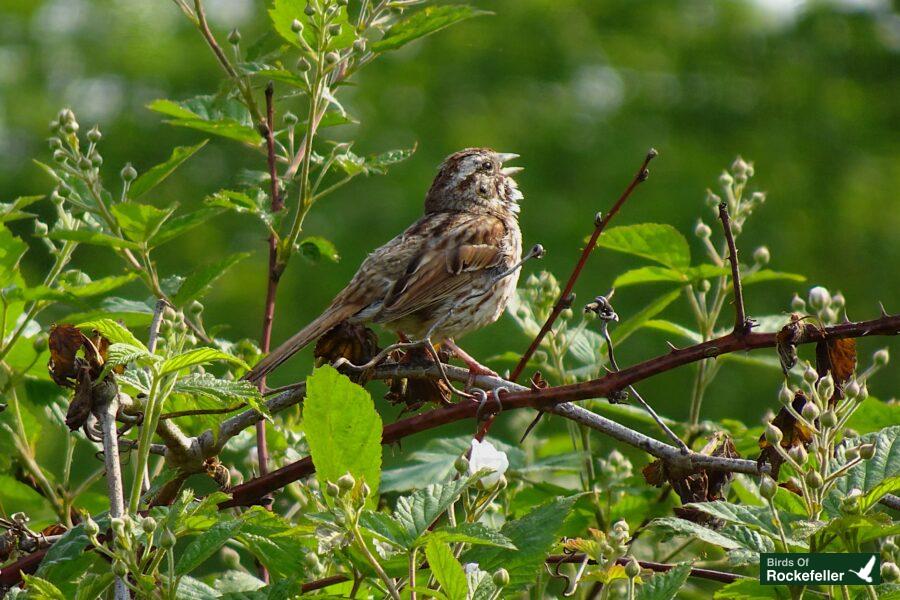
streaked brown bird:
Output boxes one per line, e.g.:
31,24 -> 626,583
244,148 -> 525,383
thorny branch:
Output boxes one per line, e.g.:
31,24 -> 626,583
718,201 -> 751,335
511,148 -> 658,382
3,311 -> 900,584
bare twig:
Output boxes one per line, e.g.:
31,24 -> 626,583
147,299 -> 169,354
511,148 -> 658,382
718,201 -> 750,335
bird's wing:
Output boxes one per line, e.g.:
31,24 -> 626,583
376,214 -> 508,324
861,556 -> 876,576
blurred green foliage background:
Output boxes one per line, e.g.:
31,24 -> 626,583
2,0 -> 898,437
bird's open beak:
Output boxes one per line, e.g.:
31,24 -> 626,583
497,152 -> 523,175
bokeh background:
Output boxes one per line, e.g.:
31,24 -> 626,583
2,0 -> 899,439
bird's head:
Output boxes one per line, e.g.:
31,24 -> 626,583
425,148 -> 524,215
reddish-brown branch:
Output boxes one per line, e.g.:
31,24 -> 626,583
220,312 -> 900,508
718,201 -> 749,335
511,148 -> 658,382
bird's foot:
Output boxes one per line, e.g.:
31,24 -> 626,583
444,339 -> 499,382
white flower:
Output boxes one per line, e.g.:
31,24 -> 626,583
463,563 -> 480,575
468,439 -> 509,488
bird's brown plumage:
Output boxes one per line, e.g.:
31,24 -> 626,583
244,148 -> 524,383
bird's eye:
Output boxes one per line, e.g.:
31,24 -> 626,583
481,161 -> 493,171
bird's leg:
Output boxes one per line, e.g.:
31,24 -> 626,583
444,339 -> 499,387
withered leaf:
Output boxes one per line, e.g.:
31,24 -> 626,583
315,322 -> 380,383
816,337 -> 857,392
48,324 -> 88,387
757,390 -> 813,478
384,345 -> 451,409
643,432 -> 739,525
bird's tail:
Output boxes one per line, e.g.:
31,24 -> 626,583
242,306 -> 357,383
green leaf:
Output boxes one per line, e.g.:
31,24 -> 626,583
218,580 -> 303,600
425,523 -> 516,549
21,575 -> 67,600
148,97 -> 260,145
77,318 -> 148,351
172,252 -> 251,307
334,147 -> 417,177
175,577 -> 220,600
0,225 -> 28,283
129,140 -> 208,198
235,508 -> 312,580
463,494 -> 581,592
174,373 -> 262,404
741,270 -> 806,286
847,398 -> 900,435
0,195 -> 43,223
714,579 -> 791,599
681,502 -> 804,545
426,539 -> 468,600
74,572 -> 115,600
160,347 -> 249,375
152,207 -> 225,247
597,223 -> 691,270
304,365 -> 382,500
860,475 -> 900,513
373,5 -> 492,52
640,319 -> 703,343
613,264 -> 727,288
111,202 -> 177,243
649,517 -> 747,551
269,0 -> 356,50
613,288 -> 682,344
105,342 -> 155,367
825,425 -> 900,516
176,518 -> 244,575
47,228 -> 140,250
635,562 -> 691,600
299,236 -> 340,263
64,297 -> 156,328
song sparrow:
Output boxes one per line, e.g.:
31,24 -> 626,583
244,148 -> 525,383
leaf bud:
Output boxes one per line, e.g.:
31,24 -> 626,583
817,374 -> 835,402
120,162 -> 137,182
53,149 -> 68,163
820,410 -> 837,428
751,191 -> 766,204
803,364 -> 818,384
694,221 -> 712,239
187,300 -> 204,316
718,171 -> 733,187
759,475 -> 777,500
325,51 -> 340,65
807,286 -> 831,310
843,428 -> 858,439
48,137 -> 63,150
788,445 -> 808,466
698,279 -> 711,293
882,562 -> 900,583
63,119 -> 79,134
779,383 -> 793,406
291,18 -> 303,33
304,3 -> 315,16
111,517 -> 126,538
160,528 -> 177,549
283,111 -> 299,125
844,379 -> 860,400
296,57 -> 311,72
337,472 -> 356,491
753,246 -> 770,265
492,568 -> 510,587
361,482 -> 371,497
112,560 -> 128,578
624,557 -> 641,578
764,422 -> 783,445
845,446 -> 859,461
87,126 -> 102,143
228,28 -> 241,45
84,515 -> 100,537
78,156 -> 93,171
454,455 -> 469,474
91,152 -> 103,167
859,443 -> 876,460
791,293 -> 806,312
328,23 -> 341,37
304,551 -> 321,568
874,348 -> 890,366
325,481 -> 340,497
831,291 -> 845,309
141,516 -> 157,534
805,470 -> 823,489
353,38 -> 366,53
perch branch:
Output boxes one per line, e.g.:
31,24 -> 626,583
511,148 -> 658,382
99,393 -> 128,600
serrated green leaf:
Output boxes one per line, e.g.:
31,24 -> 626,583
463,494 -> 581,592
597,223 -> 691,270
425,523 -> 516,549
681,502 -> 804,546
174,373 -> 261,404
0,225 -> 27,284
640,319 -> 703,343
21,575 -> 66,600
148,97 -> 260,145
426,539 -> 467,600
172,252 -> 251,307
305,365 -> 382,502
74,572 -> 115,600
111,202 -> 177,243
269,0 -> 355,50
636,562 -> 691,600
649,517 -> 747,550
129,140 -> 208,199
0,195 -> 43,223
299,236 -> 339,263
64,297 -> 155,328
152,207 -> 225,247
48,228 -> 140,249
825,426 -> 900,516
105,342 -> 154,367
373,5 -> 491,52
613,264 -> 727,288
160,347 -> 248,375
176,518 -> 243,575
77,318 -> 148,351
741,270 -> 806,286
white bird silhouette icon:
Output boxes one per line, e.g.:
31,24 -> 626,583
849,556 -> 877,583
